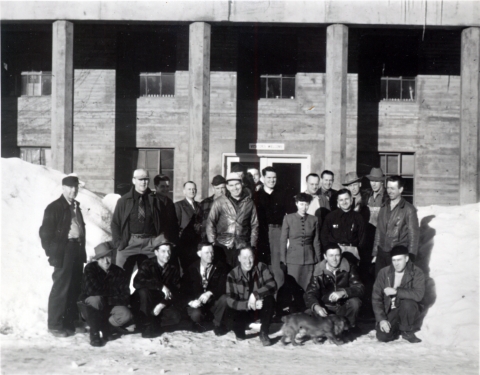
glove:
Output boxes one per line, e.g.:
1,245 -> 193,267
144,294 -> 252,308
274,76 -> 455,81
85,296 -> 103,310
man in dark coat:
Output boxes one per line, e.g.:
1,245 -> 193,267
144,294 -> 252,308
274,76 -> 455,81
153,174 -> 179,245
77,242 -> 133,347
111,169 -> 169,281
182,243 -> 228,335
372,245 -> 425,343
321,188 -> 366,266
131,235 -> 182,338
225,247 -> 277,346
304,244 -> 365,330
198,175 -> 226,242
175,181 -> 202,270
39,175 -> 86,337
372,175 -> 420,276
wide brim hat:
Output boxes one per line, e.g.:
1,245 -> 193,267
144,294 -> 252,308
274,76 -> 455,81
366,167 -> 385,182
150,234 -> 176,250
93,241 -> 115,260
342,171 -> 362,186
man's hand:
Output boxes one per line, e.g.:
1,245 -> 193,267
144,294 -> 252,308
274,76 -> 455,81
384,287 -> 397,296
314,305 -> 328,317
372,256 -> 377,263
379,320 -> 391,333
329,290 -> 346,302
85,296 -> 103,310
255,299 -> 263,310
162,285 -> 172,300
247,293 -> 257,310
188,300 -> 201,309
153,303 -> 166,316
198,291 -> 213,304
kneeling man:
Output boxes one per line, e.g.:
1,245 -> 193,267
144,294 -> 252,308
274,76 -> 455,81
182,243 -> 229,335
372,245 -> 425,343
78,242 -> 133,347
304,244 -> 364,331
131,235 -> 181,338
225,247 -> 277,346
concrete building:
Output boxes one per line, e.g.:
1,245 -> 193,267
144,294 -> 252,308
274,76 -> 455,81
1,1 -> 479,205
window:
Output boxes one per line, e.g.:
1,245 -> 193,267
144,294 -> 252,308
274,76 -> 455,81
137,149 -> 174,200
260,75 -> 295,99
381,77 -> 416,101
380,152 -> 415,204
21,72 -> 52,96
139,73 -> 175,97
20,147 -> 51,167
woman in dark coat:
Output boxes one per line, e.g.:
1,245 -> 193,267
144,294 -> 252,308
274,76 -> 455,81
279,193 -> 321,291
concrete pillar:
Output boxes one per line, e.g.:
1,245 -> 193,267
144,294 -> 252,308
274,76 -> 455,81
51,20 -> 74,174
325,24 -> 348,185
460,27 -> 480,204
188,22 -> 211,198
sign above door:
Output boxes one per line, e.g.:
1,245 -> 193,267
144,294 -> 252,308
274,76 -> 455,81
249,143 -> 285,151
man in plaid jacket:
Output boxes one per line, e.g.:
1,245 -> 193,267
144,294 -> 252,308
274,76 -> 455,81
225,247 -> 277,346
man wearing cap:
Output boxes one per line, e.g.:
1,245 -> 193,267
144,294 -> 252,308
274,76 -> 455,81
198,175 -> 227,241
40,175 -> 86,337
131,235 -> 181,338
254,166 -> 293,290
304,244 -> 364,334
111,169 -> 168,281
372,245 -> 425,343
317,170 -> 338,211
247,168 -> 263,192
181,243 -> 229,335
372,175 -> 419,277
77,242 -> 133,347
231,163 -> 254,197
175,181 -> 202,270
206,173 -> 259,268
153,174 -> 179,244
320,188 -> 366,266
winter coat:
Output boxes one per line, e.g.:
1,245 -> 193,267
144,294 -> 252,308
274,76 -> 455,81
226,262 -> 277,311
39,195 -> 86,268
174,198 -> 201,244
304,258 -> 364,311
206,193 -> 259,249
79,262 -> 130,306
372,262 -> 425,323
280,213 -> 321,265
181,259 -> 228,300
320,208 -> 366,249
111,187 -> 168,251
373,197 -> 419,256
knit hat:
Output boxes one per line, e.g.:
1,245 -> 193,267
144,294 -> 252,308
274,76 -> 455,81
211,175 -> 226,186
62,175 -> 79,187
391,245 -> 409,257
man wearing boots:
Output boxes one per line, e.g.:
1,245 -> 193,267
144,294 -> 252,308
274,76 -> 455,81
225,247 -> 277,346
77,242 -> 133,347
373,245 -> 425,344
182,243 -> 229,335
131,235 -> 182,338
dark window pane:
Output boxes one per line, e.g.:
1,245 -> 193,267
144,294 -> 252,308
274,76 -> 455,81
21,76 -> 28,96
162,74 -> 175,96
267,78 -> 281,98
146,150 -> 159,170
140,76 -> 146,96
380,155 -> 386,173
260,77 -> 267,99
42,75 -> 51,95
402,79 -> 415,100
381,79 -> 387,100
387,155 -> 398,175
388,79 -> 401,99
161,149 -> 174,169
401,154 -> 414,175
282,77 -> 295,98
402,178 -> 414,196
147,76 -> 160,96
137,150 -> 146,169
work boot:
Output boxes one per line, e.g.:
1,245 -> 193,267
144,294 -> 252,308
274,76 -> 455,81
213,325 -> 228,337
90,332 -> 104,347
259,331 -> 272,346
142,321 -> 161,339
234,329 -> 246,341
48,329 -> 68,338
401,331 -> 422,343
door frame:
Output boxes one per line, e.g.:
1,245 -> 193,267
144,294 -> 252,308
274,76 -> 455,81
222,153 -> 311,192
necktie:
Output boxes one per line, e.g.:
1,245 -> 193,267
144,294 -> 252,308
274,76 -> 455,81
202,265 -> 211,291
352,197 -> 356,210
138,196 -> 145,223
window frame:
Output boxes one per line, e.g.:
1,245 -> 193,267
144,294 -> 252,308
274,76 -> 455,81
137,148 -> 175,200
380,76 -> 416,102
259,74 -> 296,99
20,71 -> 52,97
139,72 -> 175,98
379,151 -> 415,205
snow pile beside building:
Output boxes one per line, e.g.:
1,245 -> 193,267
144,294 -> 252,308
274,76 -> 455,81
1,158 -> 112,335
1,157 -> 478,355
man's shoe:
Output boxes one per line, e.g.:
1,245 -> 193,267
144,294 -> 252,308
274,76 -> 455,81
401,331 -> 422,344
214,325 -> 228,337
234,330 -> 246,341
90,332 -> 104,347
48,329 -> 68,338
191,322 -> 207,333
142,323 -> 160,339
259,331 -> 272,346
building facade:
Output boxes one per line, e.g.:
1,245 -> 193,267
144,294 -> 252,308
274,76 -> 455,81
1,1 -> 479,205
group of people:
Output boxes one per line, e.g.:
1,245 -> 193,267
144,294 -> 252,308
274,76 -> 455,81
39,163 -> 426,347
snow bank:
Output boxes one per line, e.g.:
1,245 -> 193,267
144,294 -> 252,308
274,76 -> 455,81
1,158 -> 112,335
1,158 -> 479,355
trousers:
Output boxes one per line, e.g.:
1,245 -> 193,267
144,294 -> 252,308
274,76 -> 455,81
376,299 -> 420,342
225,294 -> 275,334
187,294 -> 228,327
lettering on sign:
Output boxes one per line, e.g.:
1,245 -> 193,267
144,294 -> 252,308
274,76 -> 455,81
249,143 -> 285,151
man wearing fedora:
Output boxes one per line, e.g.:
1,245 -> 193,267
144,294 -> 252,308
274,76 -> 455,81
206,172 -> 259,268
77,242 -> 133,347
131,235 -> 182,338
198,175 -> 227,242
372,245 -> 425,344
342,172 -> 365,215
40,175 -> 86,338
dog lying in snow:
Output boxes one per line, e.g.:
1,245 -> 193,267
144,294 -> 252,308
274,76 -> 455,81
281,313 -> 350,346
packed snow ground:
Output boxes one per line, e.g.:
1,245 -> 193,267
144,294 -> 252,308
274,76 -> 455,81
1,158 -> 478,375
